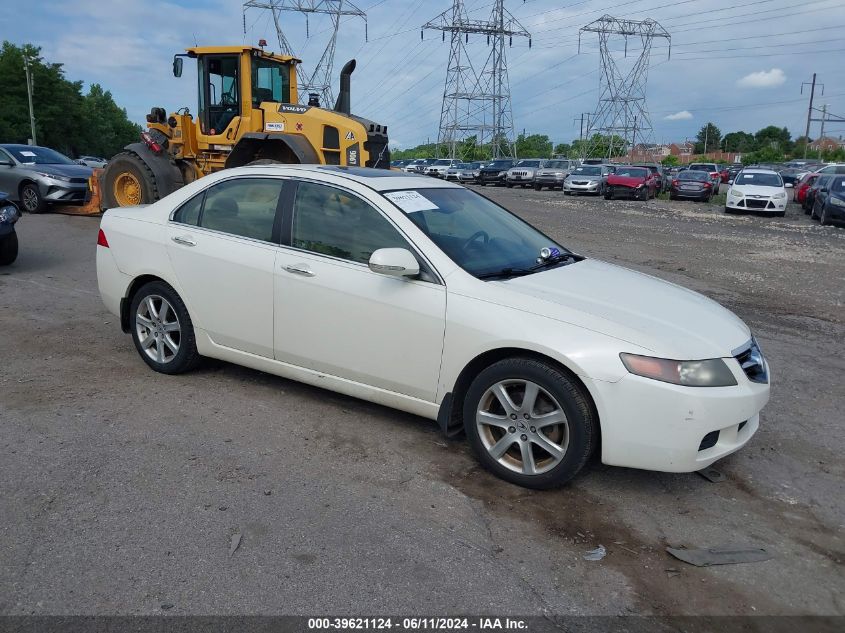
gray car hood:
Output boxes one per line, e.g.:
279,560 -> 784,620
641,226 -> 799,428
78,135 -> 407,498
21,163 -> 93,179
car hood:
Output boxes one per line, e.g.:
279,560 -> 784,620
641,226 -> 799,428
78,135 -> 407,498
730,185 -> 783,196
537,169 -> 566,176
607,175 -> 646,187
486,259 -> 750,359
22,163 -> 93,178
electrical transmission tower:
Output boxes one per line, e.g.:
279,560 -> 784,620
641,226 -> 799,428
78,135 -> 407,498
423,0 -> 530,159
243,0 -> 367,107
578,15 -> 670,161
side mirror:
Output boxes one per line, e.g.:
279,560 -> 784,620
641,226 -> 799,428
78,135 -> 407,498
785,183 -> 793,188
173,57 -> 183,78
369,248 -> 420,278
728,180 -> 733,185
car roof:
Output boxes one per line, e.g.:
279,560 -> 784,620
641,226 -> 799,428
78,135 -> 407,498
240,164 -> 464,191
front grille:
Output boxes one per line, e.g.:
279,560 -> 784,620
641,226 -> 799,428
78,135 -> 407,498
745,199 -> 770,209
699,430 -> 719,451
734,338 -> 768,383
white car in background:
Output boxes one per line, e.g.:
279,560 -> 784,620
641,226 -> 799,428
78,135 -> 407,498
506,159 -> 545,188
726,168 -> 787,216
425,159 -> 461,178
97,165 -> 769,489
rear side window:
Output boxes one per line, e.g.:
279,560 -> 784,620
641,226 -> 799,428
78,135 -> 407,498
172,178 -> 283,242
291,181 -> 409,263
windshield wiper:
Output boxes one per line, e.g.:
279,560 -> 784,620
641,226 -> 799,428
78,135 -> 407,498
530,252 -> 578,271
476,267 -> 534,280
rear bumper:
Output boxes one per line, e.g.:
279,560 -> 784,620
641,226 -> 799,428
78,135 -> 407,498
586,367 -> 769,473
671,187 -> 709,199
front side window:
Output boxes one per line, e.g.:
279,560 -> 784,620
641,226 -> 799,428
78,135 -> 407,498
292,181 -> 409,264
173,178 -> 282,242
388,188 -> 568,278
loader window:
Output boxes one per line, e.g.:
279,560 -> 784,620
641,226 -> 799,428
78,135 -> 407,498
199,55 -> 240,135
252,57 -> 291,106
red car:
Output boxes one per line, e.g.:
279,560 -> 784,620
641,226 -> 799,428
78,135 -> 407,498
720,168 -> 729,183
603,166 -> 658,200
794,172 -> 818,204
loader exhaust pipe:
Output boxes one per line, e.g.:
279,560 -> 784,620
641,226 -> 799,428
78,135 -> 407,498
334,59 -> 356,115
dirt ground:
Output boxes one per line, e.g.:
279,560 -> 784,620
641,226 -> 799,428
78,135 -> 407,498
1,186 -> 843,619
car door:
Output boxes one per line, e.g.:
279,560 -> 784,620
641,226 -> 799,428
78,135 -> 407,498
167,176 -> 285,358
273,179 -> 446,402
0,149 -> 19,197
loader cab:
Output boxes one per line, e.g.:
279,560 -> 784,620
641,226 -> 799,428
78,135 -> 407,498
199,55 -> 241,136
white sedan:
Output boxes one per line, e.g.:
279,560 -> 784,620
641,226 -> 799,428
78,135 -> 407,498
726,168 -> 788,216
97,165 -> 770,489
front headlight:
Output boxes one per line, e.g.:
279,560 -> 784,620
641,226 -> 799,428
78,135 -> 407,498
773,192 -> 786,199
498,171 -> 507,177
729,188 -> 743,198
36,171 -> 72,182
0,204 -> 20,224
620,353 -> 738,387
831,196 -> 845,207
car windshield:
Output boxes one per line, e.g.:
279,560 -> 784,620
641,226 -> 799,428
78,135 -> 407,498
735,173 -> 782,187
385,188 -> 568,278
467,162 -> 481,168
678,171 -> 708,181
545,161 -> 569,169
571,166 -> 601,176
614,167 -> 648,178
486,161 -> 513,169
433,160 -> 452,166
515,160 -> 541,167
7,146 -> 74,165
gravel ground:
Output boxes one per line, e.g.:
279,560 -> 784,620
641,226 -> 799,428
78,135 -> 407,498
1,188 -> 843,618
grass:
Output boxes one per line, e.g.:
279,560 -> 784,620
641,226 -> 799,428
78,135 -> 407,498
655,189 -> 726,206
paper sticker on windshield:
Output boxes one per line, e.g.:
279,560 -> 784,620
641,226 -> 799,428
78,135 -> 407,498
384,190 -> 439,213
20,151 -> 36,157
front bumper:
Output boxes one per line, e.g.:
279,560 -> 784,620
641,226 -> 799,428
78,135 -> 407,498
39,178 -> 89,204
478,173 -> 506,185
535,176 -> 565,187
564,180 -> 601,193
726,195 -> 787,212
506,175 -> 535,185
586,361 -> 769,472
605,185 -> 643,198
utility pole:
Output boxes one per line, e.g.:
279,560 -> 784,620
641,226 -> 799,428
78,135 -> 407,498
22,53 -> 36,145
819,104 -> 828,141
704,124 -> 708,155
801,73 -> 823,158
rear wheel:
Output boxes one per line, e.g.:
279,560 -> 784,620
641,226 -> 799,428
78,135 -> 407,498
534,184 -> 542,191
463,357 -> 598,489
129,281 -> 201,375
819,205 -> 830,225
19,183 -> 45,214
102,151 -> 158,208
0,232 -> 18,265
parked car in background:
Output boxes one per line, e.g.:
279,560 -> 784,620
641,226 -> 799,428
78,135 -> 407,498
803,174 -> 831,214
477,159 -> 515,186
727,164 -> 743,180
402,159 -> 427,173
810,175 -> 845,225
634,164 -> 667,193
444,163 -> 468,181
816,163 -> 845,175
426,159 -> 462,178
0,144 -> 94,213
563,165 -> 611,195
794,172 -> 818,204
506,159 -> 545,188
97,163 -> 769,488
0,192 -> 21,265
534,159 -> 577,190
77,155 -> 108,168
456,162 -> 483,184
778,168 -> 805,188
669,169 -> 714,201
604,166 -> 658,200
688,163 -> 722,192
725,169 -> 787,216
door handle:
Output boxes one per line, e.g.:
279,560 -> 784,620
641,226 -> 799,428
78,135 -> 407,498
284,264 -> 315,277
172,236 -> 196,247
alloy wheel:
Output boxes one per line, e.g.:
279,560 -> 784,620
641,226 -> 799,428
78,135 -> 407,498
476,379 -> 569,476
135,295 -> 181,364
21,187 -> 39,212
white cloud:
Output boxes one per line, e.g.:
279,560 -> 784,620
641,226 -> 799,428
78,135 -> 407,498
664,110 -> 693,121
736,68 -> 786,89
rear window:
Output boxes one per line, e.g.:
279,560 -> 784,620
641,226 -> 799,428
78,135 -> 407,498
678,171 -> 708,181
689,164 -> 716,171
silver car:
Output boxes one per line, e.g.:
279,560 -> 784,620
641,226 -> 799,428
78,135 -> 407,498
506,159 -> 545,187
534,159 -> 578,191
563,164 -> 613,196
0,144 -> 93,213
77,155 -> 108,168
456,161 -> 484,183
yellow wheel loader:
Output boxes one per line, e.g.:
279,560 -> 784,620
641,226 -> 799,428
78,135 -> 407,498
100,44 -> 390,208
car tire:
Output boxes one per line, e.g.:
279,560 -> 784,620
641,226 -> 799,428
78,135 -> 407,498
669,193 -> 676,200
463,357 -> 598,489
534,184 -> 542,191
819,205 -> 830,225
604,193 -> 613,200
19,183 -> 45,214
129,281 -> 201,375
810,204 -> 820,220
0,231 -> 18,266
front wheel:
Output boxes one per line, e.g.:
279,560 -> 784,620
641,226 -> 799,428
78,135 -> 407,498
534,184 -> 542,191
819,205 -> 830,225
0,232 -> 18,265
19,183 -> 45,214
129,281 -> 201,374
464,358 -> 598,489
101,151 -> 159,208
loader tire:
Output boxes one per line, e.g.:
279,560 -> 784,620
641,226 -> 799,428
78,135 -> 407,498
102,151 -> 159,208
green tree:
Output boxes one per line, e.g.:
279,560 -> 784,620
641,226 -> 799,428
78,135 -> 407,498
515,133 -> 553,158
754,125 -> 792,153
723,131 -> 755,153
694,122 -> 721,154
572,133 -> 627,158
0,41 -> 140,158
661,154 -> 679,166
553,142 -> 571,157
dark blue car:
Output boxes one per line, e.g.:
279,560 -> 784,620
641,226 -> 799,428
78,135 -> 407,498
0,192 -> 21,265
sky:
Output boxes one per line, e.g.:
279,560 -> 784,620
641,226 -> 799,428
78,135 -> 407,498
3,0 -> 845,150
